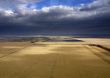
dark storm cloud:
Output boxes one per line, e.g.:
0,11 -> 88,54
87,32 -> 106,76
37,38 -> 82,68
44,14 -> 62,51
0,0 -> 110,36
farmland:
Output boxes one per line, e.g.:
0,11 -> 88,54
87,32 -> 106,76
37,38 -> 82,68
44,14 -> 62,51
0,37 -> 110,78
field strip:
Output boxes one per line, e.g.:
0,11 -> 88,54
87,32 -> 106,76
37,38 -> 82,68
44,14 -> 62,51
0,45 -> 32,59
35,42 -> 86,45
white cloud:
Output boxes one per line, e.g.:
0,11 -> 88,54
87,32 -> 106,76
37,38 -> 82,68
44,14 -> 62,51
3,10 -> 15,16
80,0 -> 110,11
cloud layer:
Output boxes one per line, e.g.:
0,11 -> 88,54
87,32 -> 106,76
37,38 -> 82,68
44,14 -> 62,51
0,0 -> 110,36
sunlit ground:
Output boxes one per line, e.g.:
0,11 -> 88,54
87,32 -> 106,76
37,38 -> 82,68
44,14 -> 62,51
0,38 -> 110,78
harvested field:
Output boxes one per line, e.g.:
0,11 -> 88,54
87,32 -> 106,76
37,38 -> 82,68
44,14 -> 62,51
0,38 -> 110,78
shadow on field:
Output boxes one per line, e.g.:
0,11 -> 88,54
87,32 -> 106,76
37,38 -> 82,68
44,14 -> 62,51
86,45 -> 110,64
89,44 -> 110,52
88,44 -> 110,57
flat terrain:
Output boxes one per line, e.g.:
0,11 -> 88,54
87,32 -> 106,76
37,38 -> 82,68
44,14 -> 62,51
0,38 -> 110,78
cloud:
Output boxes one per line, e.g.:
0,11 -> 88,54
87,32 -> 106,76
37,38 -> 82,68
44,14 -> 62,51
79,0 -> 110,12
0,0 -> 110,21
0,0 -> 110,36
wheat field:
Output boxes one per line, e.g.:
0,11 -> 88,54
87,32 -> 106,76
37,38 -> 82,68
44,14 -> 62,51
0,38 -> 110,78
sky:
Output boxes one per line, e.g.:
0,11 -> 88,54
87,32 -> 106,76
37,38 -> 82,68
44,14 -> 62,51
0,0 -> 110,36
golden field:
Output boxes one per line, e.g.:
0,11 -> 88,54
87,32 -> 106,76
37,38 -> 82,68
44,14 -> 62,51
0,38 -> 110,78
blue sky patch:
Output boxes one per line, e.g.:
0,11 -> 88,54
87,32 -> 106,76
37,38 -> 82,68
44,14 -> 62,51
27,0 -> 95,9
